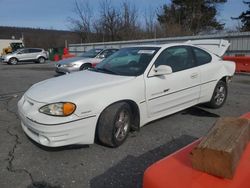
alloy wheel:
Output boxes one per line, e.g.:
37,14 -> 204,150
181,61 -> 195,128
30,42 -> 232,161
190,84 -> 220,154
114,110 -> 130,141
214,86 -> 226,106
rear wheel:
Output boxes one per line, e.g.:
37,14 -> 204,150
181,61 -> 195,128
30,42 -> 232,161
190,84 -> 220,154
97,102 -> 132,147
207,80 -> 227,108
9,58 -> 18,65
37,57 -> 46,63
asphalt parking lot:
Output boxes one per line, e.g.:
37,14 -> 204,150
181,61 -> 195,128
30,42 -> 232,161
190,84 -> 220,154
0,61 -> 249,188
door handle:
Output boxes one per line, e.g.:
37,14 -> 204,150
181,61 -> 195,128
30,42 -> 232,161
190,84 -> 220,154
190,73 -> 198,79
151,89 -> 170,96
163,89 -> 169,92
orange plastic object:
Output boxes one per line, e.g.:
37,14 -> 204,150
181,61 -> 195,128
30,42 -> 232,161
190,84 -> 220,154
62,53 -> 75,60
143,113 -> 250,188
223,56 -> 250,73
63,48 -> 69,55
54,54 -> 60,61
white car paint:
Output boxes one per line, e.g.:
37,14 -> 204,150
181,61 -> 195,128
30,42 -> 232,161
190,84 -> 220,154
186,39 -> 230,57
18,40 -> 235,147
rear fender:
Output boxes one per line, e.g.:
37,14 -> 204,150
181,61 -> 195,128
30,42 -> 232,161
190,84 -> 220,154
220,60 -> 236,78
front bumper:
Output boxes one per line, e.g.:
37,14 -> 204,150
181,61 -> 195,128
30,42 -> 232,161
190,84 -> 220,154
0,57 -> 8,63
55,64 -> 80,74
18,105 -> 98,147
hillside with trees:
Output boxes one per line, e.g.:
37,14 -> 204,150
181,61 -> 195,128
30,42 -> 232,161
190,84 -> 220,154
0,26 -> 81,49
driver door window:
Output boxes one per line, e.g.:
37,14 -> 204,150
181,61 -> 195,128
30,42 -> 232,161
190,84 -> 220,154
154,46 -> 195,72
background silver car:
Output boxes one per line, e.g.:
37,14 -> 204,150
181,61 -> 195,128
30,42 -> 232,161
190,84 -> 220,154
55,48 -> 118,74
1,48 -> 49,65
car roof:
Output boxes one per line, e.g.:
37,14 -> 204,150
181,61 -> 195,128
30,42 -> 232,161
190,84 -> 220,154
123,39 -> 230,57
27,48 -> 44,50
19,48 -> 44,50
123,43 -> 214,55
129,43 -> 192,48
102,48 -> 119,50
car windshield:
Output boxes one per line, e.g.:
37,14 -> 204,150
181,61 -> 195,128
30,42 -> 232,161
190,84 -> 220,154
80,49 -> 103,58
93,47 -> 160,76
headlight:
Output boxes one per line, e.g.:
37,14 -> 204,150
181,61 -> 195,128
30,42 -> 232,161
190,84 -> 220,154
39,102 -> 76,116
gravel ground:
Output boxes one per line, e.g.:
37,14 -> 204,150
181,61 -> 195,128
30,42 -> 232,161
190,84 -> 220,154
0,61 -> 249,188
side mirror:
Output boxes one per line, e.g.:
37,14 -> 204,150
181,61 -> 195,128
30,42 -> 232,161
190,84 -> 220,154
99,54 -> 105,59
153,65 -> 173,76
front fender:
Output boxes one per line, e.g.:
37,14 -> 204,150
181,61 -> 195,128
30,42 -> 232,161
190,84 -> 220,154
72,76 -> 145,119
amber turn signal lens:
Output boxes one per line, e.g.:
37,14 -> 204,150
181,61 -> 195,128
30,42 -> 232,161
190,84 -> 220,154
63,102 -> 76,116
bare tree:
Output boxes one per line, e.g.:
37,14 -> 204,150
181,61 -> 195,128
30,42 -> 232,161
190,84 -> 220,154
68,0 -> 93,42
144,7 -> 158,38
96,0 -> 122,41
120,1 -> 139,40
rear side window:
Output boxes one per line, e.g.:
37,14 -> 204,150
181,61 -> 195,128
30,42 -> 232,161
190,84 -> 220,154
29,49 -> 42,53
193,47 -> 212,65
19,49 -> 29,54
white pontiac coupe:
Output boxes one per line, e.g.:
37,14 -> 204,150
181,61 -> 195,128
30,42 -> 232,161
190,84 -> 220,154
18,40 -> 235,147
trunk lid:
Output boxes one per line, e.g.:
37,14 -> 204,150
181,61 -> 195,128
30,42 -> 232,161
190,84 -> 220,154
186,39 -> 230,57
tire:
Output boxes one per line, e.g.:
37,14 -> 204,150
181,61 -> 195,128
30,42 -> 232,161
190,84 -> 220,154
80,63 -> 91,70
207,80 -> 227,109
97,102 -> 132,147
37,57 -> 46,64
9,57 -> 18,65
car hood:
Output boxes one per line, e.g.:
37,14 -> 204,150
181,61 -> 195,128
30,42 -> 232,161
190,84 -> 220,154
58,57 -> 93,65
3,53 -> 13,58
25,70 -> 134,102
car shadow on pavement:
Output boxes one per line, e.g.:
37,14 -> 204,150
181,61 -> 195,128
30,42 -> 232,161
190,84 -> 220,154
26,135 -> 90,152
54,73 -> 64,77
90,134 -> 197,188
181,106 -> 220,117
27,181 -> 61,188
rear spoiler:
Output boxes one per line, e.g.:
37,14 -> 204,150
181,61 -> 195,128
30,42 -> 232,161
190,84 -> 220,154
186,39 -> 230,57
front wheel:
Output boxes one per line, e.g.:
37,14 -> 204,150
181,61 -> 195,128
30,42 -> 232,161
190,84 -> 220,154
97,102 -> 132,147
9,58 -> 18,65
207,80 -> 227,108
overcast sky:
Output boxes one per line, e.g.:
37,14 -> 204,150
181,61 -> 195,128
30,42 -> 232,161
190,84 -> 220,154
0,0 -> 246,30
